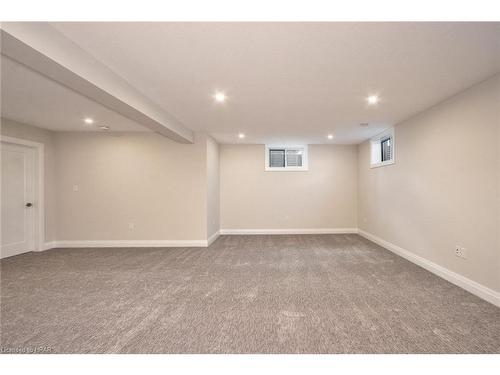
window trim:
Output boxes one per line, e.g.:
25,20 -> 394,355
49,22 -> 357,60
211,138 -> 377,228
265,144 -> 309,171
370,128 -> 395,168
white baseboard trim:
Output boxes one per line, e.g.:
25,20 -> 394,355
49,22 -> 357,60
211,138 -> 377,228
41,241 -> 57,251
52,240 -> 209,248
41,230 -> 352,250
207,230 -> 220,246
220,228 -> 358,235
358,229 -> 500,307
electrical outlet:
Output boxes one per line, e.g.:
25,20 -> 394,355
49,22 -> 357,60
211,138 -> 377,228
128,222 -> 135,231
72,184 -> 79,192
455,246 -> 467,259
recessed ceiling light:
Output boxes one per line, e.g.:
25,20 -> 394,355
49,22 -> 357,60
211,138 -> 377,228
83,118 -> 94,124
367,95 -> 379,105
327,134 -> 334,140
99,125 -> 110,131
214,92 -> 227,103
238,133 -> 245,139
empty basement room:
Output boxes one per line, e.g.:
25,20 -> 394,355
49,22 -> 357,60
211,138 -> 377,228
1,13 -> 500,371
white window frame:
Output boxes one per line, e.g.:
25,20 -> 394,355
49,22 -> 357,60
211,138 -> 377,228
265,144 -> 309,171
370,128 -> 395,168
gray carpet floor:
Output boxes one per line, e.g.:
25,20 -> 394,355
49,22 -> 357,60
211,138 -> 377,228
1,234 -> 499,353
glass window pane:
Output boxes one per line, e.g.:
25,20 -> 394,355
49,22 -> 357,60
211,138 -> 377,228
286,149 -> 303,167
381,137 -> 392,162
269,149 -> 285,167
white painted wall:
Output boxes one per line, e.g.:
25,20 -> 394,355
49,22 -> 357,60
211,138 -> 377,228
220,144 -> 358,231
1,123 -> 219,245
357,75 -> 500,293
206,135 -> 220,239
54,131 -> 209,241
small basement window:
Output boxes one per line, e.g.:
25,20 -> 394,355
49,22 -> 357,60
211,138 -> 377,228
265,145 -> 308,171
370,128 -> 395,168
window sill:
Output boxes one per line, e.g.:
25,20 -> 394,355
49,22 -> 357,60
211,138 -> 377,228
265,167 -> 309,172
370,160 -> 395,169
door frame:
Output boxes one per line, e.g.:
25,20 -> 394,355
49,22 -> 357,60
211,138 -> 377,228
1,135 -> 45,252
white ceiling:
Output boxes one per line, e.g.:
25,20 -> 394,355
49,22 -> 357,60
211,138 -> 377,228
1,55 -> 148,132
3,23 -> 500,143
51,22 -> 500,144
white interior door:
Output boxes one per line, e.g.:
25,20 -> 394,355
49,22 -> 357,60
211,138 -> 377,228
1,141 -> 36,258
